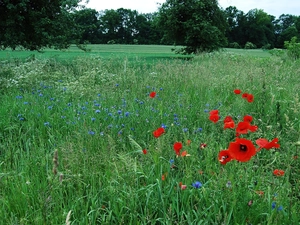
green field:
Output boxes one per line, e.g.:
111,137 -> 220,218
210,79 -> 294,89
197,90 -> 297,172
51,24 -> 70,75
0,45 -> 299,224
0,44 -> 272,63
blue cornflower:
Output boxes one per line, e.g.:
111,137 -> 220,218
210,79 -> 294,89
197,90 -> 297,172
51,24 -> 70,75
192,181 -> 202,189
67,103 -> 72,106
161,124 -> 167,129
16,96 -> 23,99
95,109 -> 101,113
91,117 -> 96,122
169,159 -> 174,164
183,128 -> 188,132
117,110 -> 122,115
48,106 -> 53,110
44,122 -> 50,126
125,112 -> 130,117
271,202 -> 276,209
88,131 -> 95,135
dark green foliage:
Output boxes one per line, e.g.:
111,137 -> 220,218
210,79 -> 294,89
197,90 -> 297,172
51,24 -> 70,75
157,0 -> 227,54
0,0 -> 82,50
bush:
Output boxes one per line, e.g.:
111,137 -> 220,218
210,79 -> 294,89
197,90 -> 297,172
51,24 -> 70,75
228,42 -> 241,48
284,36 -> 300,60
244,42 -> 257,49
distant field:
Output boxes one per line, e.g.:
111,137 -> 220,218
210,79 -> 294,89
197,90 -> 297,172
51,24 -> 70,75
0,45 -> 271,63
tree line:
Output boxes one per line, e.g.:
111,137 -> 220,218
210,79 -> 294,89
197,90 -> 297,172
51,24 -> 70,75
1,0 -> 299,53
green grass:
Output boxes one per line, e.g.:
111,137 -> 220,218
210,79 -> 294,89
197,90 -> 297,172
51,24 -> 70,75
0,44 -> 191,63
0,45 -> 272,64
0,48 -> 299,224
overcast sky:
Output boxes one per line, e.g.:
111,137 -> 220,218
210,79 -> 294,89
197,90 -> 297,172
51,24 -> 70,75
84,0 -> 300,18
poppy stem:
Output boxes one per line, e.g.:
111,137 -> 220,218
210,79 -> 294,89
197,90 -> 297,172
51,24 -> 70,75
265,157 -> 277,167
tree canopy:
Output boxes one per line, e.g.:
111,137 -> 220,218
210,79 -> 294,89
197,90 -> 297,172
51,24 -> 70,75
157,0 -> 227,54
1,0 -> 300,53
0,0 -> 84,50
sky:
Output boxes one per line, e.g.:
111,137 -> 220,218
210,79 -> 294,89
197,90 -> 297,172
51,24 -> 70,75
84,0 -> 300,18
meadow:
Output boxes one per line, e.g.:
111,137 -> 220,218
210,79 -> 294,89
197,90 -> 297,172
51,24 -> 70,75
0,45 -> 299,224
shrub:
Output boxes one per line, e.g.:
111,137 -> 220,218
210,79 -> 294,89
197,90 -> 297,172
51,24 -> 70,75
244,42 -> 257,49
284,36 -> 300,60
228,42 -> 241,48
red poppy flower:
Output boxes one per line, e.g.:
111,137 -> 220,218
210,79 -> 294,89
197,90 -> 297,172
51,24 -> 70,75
228,138 -> 256,162
224,116 -> 235,129
224,121 -> 235,129
247,94 -> 254,103
142,149 -> 147,154
149,91 -> 156,98
209,109 -> 219,123
273,169 -> 284,176
236,121 -> 251,134
234,89 -> 241,94
173,142 -> 183,156
218,150 -> 233,165
153,127 -> 165,138
243,115 -> 253,123
256,138 -> 280,150
209,114 -> 220,123
236,121 -> 258,135
209,109 -> 219,115
242,93 -> 248,98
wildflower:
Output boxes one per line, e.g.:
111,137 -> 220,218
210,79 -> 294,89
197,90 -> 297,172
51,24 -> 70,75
243,115 -> 253,123
256,138 -> 280,150
247,94 -> 254,103
149,91 -> 156,98
180,150 -> 190,157
192,181 -> 202,189
273,169 -> 285,176
162,173 -> 167,181
234,89 -> 241,94
248,200 -> 253,206
228,138 -> 256,162
277,205 -> 283,211
95,109 -> 101,113
153,127 -> 165,138
226,181 -> 232,188
88,131 -> 95,135
186,140 -> 191,145
173,142 -> 183,156
200,143 -> 207,149
209,110 -> 220,123
218,150 -> 233,164
255,190 -> 264,196
142,149 -> 147,154
179,182 -> 187,190
272,202 -> 276,209
224,116 -> 235,129
242,93 -> 248,98
236,121 -> 257,136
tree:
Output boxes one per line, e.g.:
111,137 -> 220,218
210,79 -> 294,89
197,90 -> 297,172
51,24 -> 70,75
274,14 -> 299,48
157,0 -> 227,54
73,8 -> 101,44
0,0 -> 84,50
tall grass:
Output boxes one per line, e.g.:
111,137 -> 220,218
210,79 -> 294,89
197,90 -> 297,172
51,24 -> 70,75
0,52 -> 299,224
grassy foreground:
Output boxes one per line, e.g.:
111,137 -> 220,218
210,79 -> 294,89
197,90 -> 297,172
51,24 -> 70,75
0,50 -> 299,224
